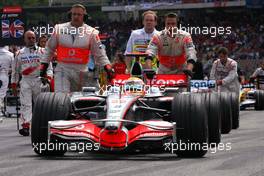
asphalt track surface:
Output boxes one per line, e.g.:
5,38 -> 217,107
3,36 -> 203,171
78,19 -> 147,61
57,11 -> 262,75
0,110 -> 264,176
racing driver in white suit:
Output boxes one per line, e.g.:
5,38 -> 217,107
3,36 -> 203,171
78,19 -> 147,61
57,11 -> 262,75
40,4 -> 113,92
210,47 -> 240,97
0,46 -> 13,119
11,31 -> 44,136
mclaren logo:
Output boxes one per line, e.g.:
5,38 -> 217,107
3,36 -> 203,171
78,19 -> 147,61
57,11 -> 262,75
68,49 -> 75,56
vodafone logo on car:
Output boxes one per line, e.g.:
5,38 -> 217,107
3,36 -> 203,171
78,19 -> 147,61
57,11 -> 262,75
112,74 -> 187,87
149,79 -> 185,85
113,79 -> 185,86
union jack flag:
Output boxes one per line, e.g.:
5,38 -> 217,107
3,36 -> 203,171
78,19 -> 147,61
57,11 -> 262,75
1,20 -> 10,38
9,19 -> 24,38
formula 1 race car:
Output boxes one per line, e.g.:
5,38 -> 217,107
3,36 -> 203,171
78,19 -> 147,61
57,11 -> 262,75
240,76 -> 264,110
31,54 -> 235,158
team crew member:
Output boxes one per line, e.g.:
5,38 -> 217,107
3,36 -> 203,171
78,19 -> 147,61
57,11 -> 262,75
210,47 -> 240,96
41,4 -> 113,93
250,61 -> 264,89
146,12 -> 197,75
125,10 -> 159,72
11,31 -> 44,136
0,46 -> 13,119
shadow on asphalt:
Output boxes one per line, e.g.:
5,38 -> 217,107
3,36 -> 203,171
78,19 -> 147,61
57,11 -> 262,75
20,151 -> 208,161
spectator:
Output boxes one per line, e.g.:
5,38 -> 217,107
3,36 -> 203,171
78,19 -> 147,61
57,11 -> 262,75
37,35 -> 48,48
113,51 -> 126,74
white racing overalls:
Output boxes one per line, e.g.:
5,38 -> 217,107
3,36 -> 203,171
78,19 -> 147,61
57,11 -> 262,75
210,58 -> 240,97
146,29 -> 197,74
11,46 -> 44,123
42,22 -> 110,93
0,47 -> 13,114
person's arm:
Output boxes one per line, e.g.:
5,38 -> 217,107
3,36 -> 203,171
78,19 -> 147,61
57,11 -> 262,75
249,68 -> 260,83
209,61 -> 217,80
90,30 -> 110,66
11,52 -> 21,84
40,25 -> 58,77
124,32 -> 134,73
222,61 -> 238,85
90,30 -> 114,80
250,68 -> 259,78
183,34 -> 197,71
209,60 -> 221,90
145,34 -> 159,68
11,52 -> 21,96
41,24 -> 58,64
46,62 -> 53,78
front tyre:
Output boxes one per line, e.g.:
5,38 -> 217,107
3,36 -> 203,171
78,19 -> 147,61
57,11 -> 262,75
31,93 -> 71,156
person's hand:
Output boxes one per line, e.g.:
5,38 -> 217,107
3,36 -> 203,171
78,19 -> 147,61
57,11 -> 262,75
11,83 -> 17,96
183,69 -> 193,78
40,77 -> 49,85
216,80 -> 223,86
125,68 -> 130,74
104,64 -> 115,81
183,61 -> 194,77
144,56 -> 153,69
40,63 -> 49,77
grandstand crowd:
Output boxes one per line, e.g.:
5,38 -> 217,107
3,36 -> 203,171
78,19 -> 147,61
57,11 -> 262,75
109,0 -> 243,6
20,9 -> 263,78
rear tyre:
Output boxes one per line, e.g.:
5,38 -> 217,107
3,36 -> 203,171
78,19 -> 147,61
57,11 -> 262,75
254,90 -> 264,110
172,93 -> 208,157
219,92 -> 232,134
31,93 -> 71,156
203,93 -> 221,146
230,92 -> 240,129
